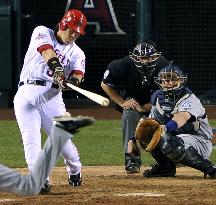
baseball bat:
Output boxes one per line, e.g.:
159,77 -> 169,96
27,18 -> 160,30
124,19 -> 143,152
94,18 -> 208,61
66,83 -> 110,107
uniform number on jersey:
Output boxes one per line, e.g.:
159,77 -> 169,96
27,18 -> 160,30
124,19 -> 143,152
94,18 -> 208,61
182,101 -> 192,110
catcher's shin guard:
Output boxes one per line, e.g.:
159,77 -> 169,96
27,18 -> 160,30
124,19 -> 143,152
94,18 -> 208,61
125,153 -> 141,174
143,146 -> 176,178
151,145 -> 175,166
179,146 -> 216,179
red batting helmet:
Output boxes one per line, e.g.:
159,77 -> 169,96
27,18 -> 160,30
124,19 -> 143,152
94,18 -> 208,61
59,9 -> 87,35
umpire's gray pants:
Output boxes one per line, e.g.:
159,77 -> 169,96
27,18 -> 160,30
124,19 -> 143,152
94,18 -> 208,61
121,109 -> 147,153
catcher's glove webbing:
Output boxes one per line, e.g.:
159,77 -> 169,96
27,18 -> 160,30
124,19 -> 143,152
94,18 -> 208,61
135,118 -> 162,152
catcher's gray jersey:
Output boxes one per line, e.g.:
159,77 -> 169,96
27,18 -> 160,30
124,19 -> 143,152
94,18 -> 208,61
150,91 -> 213,158
0,123 -> 72,195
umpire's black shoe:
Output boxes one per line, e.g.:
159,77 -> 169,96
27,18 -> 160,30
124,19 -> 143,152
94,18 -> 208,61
68,173 -> 82,186
143,163 -> 176,178
125,153 -> 141,174
54,115 -> 95,134
40,180 -> 51,194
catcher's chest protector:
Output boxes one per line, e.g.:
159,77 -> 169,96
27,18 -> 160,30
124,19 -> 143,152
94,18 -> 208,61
152,90 -> 191,124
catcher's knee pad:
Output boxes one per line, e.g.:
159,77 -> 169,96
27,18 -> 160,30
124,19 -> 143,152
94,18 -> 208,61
160,136 -> 185,162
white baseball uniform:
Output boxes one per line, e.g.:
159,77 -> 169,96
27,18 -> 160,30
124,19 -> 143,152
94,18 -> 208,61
14,26 -> 86,177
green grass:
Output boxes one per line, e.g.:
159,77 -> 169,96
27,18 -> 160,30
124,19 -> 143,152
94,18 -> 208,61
0,120 -> 216,168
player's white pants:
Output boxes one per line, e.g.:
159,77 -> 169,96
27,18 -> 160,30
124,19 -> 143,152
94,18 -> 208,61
14,85 -> 82,176
0,124 -> 71,195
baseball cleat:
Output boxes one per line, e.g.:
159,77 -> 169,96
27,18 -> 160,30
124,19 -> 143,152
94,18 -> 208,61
204,166 -> 216,179
53,115 -> 95,134
40,180 -> 51,194
68,173 -> 82,186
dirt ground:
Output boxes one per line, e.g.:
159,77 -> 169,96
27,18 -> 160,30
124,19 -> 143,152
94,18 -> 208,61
1,106 -> 216,205
1,166 -> 216,205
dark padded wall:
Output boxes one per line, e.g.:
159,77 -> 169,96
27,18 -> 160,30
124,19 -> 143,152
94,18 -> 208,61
154,0 -> 216,102
0,1 -> 12,106
1,0 -> 216,106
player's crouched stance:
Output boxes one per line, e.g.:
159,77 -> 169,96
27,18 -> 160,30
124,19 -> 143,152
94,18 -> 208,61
136,62 -> 216,179
0,115 -> 95,195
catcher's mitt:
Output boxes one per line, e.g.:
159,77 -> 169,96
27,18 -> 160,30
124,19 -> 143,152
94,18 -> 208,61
135,118 -> 162,152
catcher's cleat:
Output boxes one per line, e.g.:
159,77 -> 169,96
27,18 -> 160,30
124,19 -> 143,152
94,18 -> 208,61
40,180 -> 51,194
53,115 -> 95,134
204,167 -> 216,179
125,153 -> 141,174
143,163 -> 176,178
68,173 -> 82,186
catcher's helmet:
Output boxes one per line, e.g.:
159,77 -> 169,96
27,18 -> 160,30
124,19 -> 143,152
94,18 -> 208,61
129,40 -> 161,68
59,9 -> 87,35
154,62 -> 188,91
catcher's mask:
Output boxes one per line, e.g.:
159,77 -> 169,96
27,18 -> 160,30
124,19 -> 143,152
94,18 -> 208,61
154,62 -> 188,92
129,40 -> 161,68
59,9 -> 87,35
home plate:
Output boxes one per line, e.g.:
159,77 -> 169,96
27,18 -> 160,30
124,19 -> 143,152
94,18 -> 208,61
0,199 -> 18,202
116,192 -> 165,197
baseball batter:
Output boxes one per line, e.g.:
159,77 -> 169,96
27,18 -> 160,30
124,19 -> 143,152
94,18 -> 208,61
13,9 -> 87,193
0,116 -> 94,195
143,62 -> 216,178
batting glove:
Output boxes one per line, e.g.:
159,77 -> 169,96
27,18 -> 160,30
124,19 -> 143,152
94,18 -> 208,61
53,67 -> 66,89
67,76 -> 80,87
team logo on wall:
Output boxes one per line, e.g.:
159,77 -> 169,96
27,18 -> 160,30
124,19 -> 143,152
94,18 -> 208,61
65,0 -> 126,34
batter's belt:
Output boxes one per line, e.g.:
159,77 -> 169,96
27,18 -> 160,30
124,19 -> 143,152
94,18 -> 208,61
19,80 -> 59,89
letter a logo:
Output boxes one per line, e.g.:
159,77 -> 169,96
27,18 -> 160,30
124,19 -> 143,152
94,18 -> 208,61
65,0 -> 126,34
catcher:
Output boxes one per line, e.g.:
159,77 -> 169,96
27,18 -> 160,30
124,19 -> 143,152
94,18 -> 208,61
135,62 -> 216,178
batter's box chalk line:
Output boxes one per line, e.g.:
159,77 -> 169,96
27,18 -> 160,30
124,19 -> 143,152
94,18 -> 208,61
116,192 -> 165,197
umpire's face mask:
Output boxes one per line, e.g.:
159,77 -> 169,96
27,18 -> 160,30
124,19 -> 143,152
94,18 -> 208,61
129,42 -> 161,68
139,55 -> 160,66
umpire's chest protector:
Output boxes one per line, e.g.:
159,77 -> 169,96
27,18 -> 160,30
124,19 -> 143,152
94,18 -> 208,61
123,68 -> 153,104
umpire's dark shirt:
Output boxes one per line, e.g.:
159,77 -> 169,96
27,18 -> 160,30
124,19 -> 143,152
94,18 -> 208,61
102,55 -> 169,107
